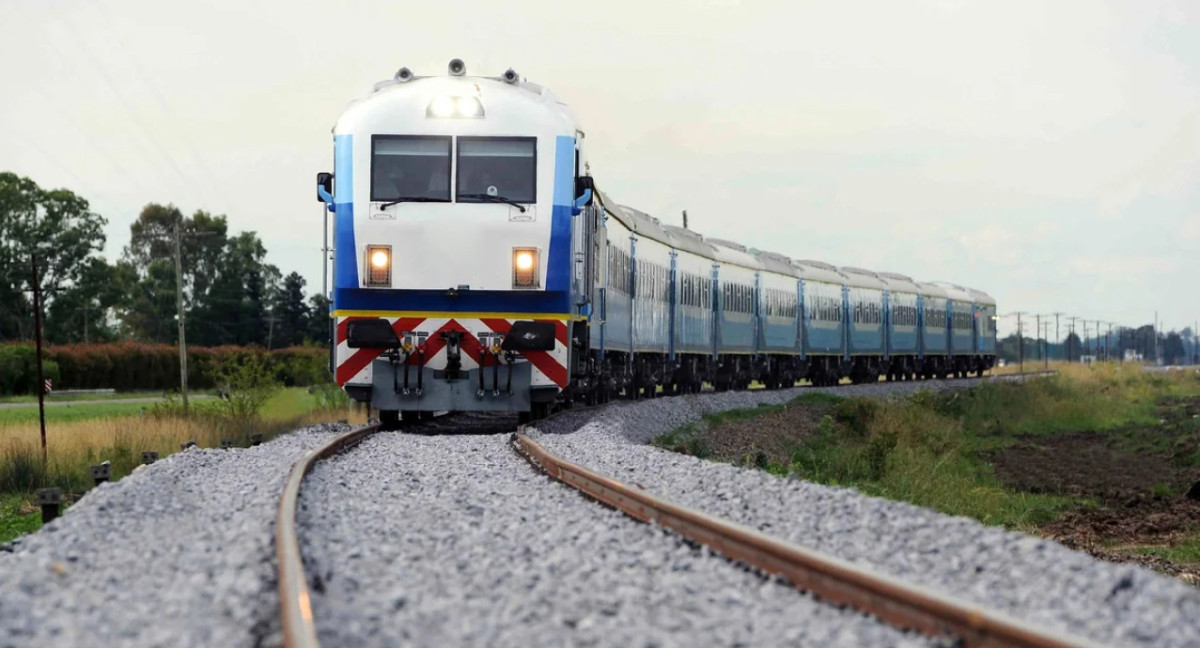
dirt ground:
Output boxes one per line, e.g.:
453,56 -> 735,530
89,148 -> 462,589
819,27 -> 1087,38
701,404 -> 830,465
991,395 -> 1200,585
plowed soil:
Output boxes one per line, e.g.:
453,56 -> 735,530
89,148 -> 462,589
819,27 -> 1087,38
991,396 -> 1200,585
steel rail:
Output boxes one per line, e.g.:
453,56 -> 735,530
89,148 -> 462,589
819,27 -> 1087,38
513,432 -> 1107,648
276,423 -> 381,648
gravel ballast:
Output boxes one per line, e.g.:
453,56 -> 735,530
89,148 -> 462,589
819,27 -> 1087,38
532,380 -> 1200,648
0,423 -> 351,648
297,431 -> 944,647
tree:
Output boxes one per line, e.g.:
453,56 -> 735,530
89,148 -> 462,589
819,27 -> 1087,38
306,293 -> 331,345
1063,332 -> 1082,361
125,205 -> 228,301
44,258 -> 130,343
120,259 -> 180,343
1163,332 -> 1185,365
0,172 -> 107,341
191,231 -> 279,346
269,272 -> 310,348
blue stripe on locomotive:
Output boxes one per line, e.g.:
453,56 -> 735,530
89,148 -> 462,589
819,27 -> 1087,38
333,135 -> 357,291
547,136 -> 576,294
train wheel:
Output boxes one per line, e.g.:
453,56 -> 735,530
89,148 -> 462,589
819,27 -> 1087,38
380,410 -> 400,431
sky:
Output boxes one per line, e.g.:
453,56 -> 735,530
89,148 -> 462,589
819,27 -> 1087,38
2,0 -> 1197,339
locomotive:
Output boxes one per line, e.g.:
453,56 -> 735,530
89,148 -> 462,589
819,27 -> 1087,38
317,60 -> 997,428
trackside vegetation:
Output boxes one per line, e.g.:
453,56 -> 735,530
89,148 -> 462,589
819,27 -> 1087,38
0,358 -> 361,543
654,364 -> 1200,580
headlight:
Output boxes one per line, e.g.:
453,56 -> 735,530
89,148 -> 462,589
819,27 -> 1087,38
427,95 -> 485,118
366,245 -> 391,287
512,247 -> 539,288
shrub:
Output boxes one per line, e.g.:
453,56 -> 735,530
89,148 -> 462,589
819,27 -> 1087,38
0,344 -> 60,396
0,342 -> 334,394
211,354 -> 281,421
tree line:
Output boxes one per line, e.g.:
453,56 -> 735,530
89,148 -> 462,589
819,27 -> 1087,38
1,172 -> 328,348
997,325 -> 1198,365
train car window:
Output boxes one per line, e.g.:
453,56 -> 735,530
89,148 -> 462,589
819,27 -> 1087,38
371,136 -> 451,202
457,137 -> 536,204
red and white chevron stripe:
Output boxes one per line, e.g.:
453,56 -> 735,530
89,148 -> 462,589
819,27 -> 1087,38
335,315 -> 570,390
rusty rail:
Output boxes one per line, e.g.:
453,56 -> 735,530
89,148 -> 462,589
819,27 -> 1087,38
513,432 -> 1107,648
276,423 -> 381,648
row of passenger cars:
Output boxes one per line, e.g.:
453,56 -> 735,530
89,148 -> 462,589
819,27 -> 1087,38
324,60 -> 996,423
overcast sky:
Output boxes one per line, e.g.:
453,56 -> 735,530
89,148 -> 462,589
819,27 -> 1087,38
2,0 -> 1197,338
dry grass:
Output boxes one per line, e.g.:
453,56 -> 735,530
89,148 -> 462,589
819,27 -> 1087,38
990,359 -> 1070,375
0,398 -> 369,494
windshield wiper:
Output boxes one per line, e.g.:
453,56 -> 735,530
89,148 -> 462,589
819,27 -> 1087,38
458,193 -> 527,213
378,196 -> 443,209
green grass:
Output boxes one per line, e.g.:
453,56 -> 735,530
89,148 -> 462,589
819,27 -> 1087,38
654,363 -> 1197,530
1136,534 -> 1200,564
0,388 -> 320,426
0,391 -> 212,405
0,401 -> 161,424
0,494 -> 41,544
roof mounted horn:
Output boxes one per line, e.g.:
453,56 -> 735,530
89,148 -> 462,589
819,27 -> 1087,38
448,58 -> 466,76
502,68 -> 519,84
394,67 -> 414,82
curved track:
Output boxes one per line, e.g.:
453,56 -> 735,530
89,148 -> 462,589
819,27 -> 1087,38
513,432 -> 1104,648
276,422 -> 382,648
275,372 -> 1071,648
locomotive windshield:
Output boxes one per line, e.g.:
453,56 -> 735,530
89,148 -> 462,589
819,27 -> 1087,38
371,136 -> 451,202
457,137 -> 536,203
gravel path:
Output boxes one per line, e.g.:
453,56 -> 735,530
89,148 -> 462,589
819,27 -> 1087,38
297,431 -> 945,648
532,380 -> 1200,648
0,423 -> 350,648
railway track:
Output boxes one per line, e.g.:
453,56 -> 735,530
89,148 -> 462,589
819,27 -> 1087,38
274,381 -> 1101,648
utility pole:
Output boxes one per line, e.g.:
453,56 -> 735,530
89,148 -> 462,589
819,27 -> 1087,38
1035,314 -> 1042,362
174,221 -> 189,416
1068,317 -> 1077,362
1016,312 -> 1026,374
30,248 -> 48,470
1043,321 -> 1050,369
1154,311 -> 1159,365
1052,312 -> 1063,362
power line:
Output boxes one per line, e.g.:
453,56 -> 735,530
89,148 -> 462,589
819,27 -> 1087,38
42,3 -> 208,210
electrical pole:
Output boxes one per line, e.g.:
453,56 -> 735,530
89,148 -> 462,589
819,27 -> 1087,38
1043,321 -> 1050,369
1068,317 -> 1077,362
1035,314 -> 1042,362
1154,311 -> 1159,365
1052,312 -> 1063,362
1016,312 -> 1026,374
31,248 -> 48,470
174,221 -> 189,416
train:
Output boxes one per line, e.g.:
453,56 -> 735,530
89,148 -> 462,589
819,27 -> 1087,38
317,60 -> 997,428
